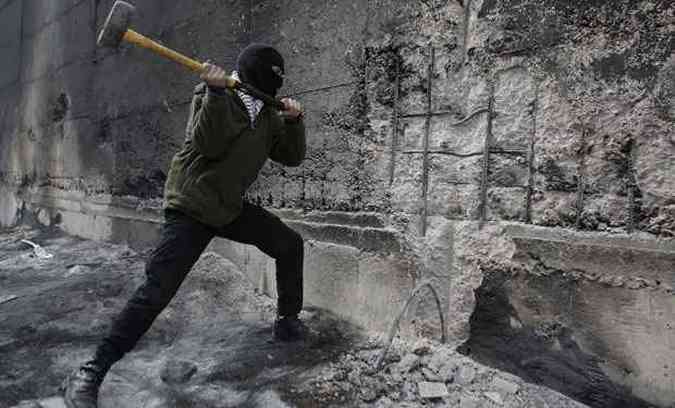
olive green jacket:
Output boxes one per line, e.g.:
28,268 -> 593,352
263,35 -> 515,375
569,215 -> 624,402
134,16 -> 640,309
163,83 -> 306,227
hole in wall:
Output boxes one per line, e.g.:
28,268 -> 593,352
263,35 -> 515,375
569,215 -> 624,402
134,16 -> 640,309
50,93 -> 70,123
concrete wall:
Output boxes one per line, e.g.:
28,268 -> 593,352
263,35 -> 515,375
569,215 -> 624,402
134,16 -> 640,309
0,0 -> 673,406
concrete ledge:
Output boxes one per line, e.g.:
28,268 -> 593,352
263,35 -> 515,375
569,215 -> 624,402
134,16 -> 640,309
285,220 -> 401,254
506,224 -> 675,292
507,223 -> 675,254
17,187 -> 414,334
272,208 -> 386,228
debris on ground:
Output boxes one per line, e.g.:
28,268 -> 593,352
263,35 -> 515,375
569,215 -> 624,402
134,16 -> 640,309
20,239 -> 54,259
0,294 -> 19,305
289,335 -> 589,407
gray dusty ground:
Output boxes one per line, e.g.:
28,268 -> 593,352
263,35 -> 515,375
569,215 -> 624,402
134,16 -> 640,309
1,227 -> 589,408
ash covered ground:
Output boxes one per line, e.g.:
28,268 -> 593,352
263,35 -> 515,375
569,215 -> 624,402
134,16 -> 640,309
1,226 -> 587,408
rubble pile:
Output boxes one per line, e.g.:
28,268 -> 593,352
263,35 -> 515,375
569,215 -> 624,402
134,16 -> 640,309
292,338 -> 589,407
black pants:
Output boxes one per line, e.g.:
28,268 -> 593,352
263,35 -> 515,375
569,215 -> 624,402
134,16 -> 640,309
94,202 -> 304,365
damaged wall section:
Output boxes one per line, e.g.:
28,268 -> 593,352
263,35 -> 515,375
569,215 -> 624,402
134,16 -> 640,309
0,0 -> 673,406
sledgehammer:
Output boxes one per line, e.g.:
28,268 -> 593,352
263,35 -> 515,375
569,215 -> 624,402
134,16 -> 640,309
97,1 -> 285,110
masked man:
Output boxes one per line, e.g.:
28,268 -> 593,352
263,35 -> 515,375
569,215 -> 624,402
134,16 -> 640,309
64,43 -> 306,408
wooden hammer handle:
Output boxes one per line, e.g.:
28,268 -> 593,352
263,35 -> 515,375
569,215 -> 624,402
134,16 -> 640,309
121,29 -> 285,110
123,29 -> 207,74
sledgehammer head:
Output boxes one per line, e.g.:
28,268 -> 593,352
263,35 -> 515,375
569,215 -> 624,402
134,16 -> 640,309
97,1 -> 136,48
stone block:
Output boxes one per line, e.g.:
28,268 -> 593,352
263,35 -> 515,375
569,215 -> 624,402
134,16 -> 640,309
418,381 -> 449,399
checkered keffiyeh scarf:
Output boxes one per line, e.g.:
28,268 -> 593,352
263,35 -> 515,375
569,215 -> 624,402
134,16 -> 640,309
232,71 -> 264,125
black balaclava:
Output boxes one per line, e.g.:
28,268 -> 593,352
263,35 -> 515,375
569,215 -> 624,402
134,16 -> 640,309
236,43 -> 284,97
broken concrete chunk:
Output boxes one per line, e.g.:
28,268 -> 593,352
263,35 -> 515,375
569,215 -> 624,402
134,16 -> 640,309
418,381 -> 449,399
439,361 -> 458,382
413,339 -> 432,355
160,360 -> 197,384
492,376 -> 520,395
532,395 -> 550,408
65,265 -> 92,277
422,367 -> 442,382
456,365 -> 476,385
396,353 -> 421,373
427,348 -> 453,371
374,396 -> 394,407
385,352 -> 402,364
401,381 -> 417,401
37,397 -> 67,408
459,395 -> 481,408
360,389 -> 378,402
485,391 -> 504,405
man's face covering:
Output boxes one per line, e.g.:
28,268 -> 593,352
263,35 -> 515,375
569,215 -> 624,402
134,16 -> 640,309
236,44 -> 285,97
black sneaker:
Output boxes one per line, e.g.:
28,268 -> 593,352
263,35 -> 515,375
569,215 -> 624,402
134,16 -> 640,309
274,315 -> 308,342
63,361 -> 108,408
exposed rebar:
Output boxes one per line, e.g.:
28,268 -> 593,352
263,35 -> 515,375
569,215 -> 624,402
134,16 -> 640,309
420,45 -> 434,236
376,280 -> 447,370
